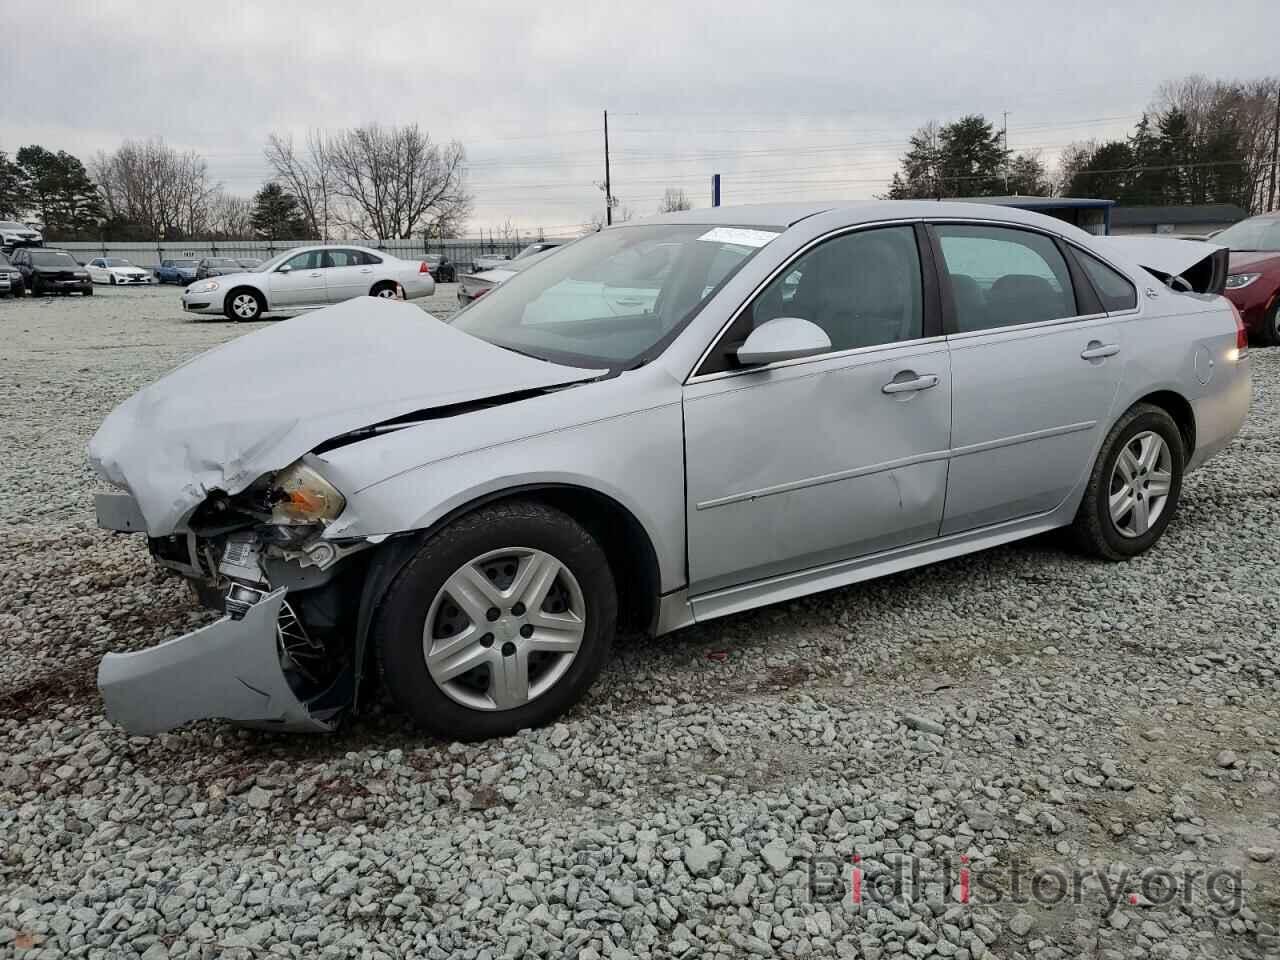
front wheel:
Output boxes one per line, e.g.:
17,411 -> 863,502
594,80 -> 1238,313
1258,301 -> 1280,347
1071,403 -> 1185,560
225,288 -> 264,321
375,500 -> 617,741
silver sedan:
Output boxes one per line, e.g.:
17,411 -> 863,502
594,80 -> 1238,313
89,201 -> 1250,740
180,244 -> 435,321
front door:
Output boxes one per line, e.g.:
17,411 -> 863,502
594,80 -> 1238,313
268,249 -> 327,308
931,223 -> 1128,534
683,224 -> 952,596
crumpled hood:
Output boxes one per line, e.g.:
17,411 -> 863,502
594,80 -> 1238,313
88,297 -> 604,535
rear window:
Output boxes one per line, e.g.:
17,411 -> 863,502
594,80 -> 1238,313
1077,251 -> 1137,312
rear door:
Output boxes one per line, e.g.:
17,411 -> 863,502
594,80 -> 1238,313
267,249 -> 327,307
324,248 -> 376,302
932,222 -> 1129,534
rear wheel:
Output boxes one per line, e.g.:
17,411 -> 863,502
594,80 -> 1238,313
1071,404 -> 1184,560
371,281 -> 399,299
375,500 -> 617,741
225,288 -> 264,321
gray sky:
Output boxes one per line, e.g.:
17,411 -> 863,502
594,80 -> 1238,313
5,0 -> 1278,234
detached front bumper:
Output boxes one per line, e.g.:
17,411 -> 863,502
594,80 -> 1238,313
94,492 -> 347,735
98,587 -> 339,734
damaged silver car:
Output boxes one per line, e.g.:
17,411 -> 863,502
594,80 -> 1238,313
90,202 -> 1250,740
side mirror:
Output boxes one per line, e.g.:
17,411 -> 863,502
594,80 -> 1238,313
278,264 -> 292,274
736,317 -> 832,366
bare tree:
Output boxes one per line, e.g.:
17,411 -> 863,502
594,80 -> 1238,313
658,187 -> 691,213
323,124 -> 472,239
92,139 -> 217,239
207,191 -> 254,239
264,131 -> 331,240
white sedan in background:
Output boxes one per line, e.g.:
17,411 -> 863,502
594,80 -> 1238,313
85,258 -> 155,285
180,245 -> 436,321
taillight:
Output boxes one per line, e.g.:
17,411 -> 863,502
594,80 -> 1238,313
1228,300 -> 1248,355
419,261 -> 430,274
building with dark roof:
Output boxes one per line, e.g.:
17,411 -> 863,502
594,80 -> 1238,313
1110,204 -> 1248,237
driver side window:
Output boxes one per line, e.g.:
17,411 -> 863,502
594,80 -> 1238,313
283,250 -> 322,271
698,226 -> 925,375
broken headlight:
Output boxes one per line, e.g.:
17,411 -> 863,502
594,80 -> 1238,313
269,461 -> 346,525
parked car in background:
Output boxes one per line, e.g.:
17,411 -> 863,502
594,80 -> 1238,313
470,240 -> 567,275
0,221 -> 43,252
155,259 -> 200,284
424,254 -> 456,283
237,257 -> 263,271
456,249 -> 556,306
180,244 -> 435,321
195,257 -> 245,280
89,202 -> 1250,740
0,251 -> 24,296
10,247 -> 92,296
1214,212 -> 1280,345
86,257 -> 154,285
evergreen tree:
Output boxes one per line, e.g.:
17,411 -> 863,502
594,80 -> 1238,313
250,182 -> 307,239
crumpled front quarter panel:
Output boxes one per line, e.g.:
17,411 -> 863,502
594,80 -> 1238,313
319,370 -> 689,593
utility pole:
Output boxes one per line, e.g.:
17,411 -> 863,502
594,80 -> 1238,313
603,109 -> 613,226
1002,110 -> 1010,194
1269,83 -> 1280,212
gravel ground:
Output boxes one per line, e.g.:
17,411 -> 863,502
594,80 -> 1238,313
1,285 -> 1278,960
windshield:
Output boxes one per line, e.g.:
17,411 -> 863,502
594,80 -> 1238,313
451,223 -> 777,368
31,251 -> 79,267
1214,217 -> 1280,252
206,258 -> 239,267
176,260 -> 198,267
104,258 -> 132,266
0,221 -> 28,230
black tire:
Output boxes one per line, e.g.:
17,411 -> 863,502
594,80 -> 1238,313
370,280 -> 399,300
1070,403 -> 1185,560
31,276 -> 43,296
109,274 -> 116,285
224,287 -> 264,321
83,287 -> 93,297
375,500 -> 617,741
1258,301 -> 1280,347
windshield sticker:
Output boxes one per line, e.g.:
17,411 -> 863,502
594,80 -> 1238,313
697,227 -> 778,248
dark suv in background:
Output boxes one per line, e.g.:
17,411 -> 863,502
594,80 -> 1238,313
10,248 -> 93,296
195,257 -> 243,280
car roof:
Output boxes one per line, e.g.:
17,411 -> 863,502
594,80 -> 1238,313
635,199 -> 1098,242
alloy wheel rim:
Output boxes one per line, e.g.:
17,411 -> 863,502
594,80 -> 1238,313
233,294 -> 257,318
376,287 -> 397,299
423,547 -> 586,711
1108,431 -> 1172,538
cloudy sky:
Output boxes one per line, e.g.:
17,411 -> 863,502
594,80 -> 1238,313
5,0 -> 1279,234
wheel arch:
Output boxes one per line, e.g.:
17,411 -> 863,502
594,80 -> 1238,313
348,482 -> 664,710
224,284 -> 268,314
1131,389 -> 1196,459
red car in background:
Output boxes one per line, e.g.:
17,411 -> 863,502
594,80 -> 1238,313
1217,212 -> 1280,345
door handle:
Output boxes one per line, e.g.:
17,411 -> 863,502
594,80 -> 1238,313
614,297 -> 646,306
309,272 -> 322,277
1081,341 -> 1120,360
360,267 -> 373,273
882,373 -> 940,395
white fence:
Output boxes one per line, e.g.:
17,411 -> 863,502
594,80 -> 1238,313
56,237 -> 528,269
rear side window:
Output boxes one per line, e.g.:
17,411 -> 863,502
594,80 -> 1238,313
1076,250 -> 1138,312
935,224 -> 1077,333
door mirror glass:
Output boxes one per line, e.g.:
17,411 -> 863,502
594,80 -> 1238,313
736,317 -> 832,366
278,264 -> 292,274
